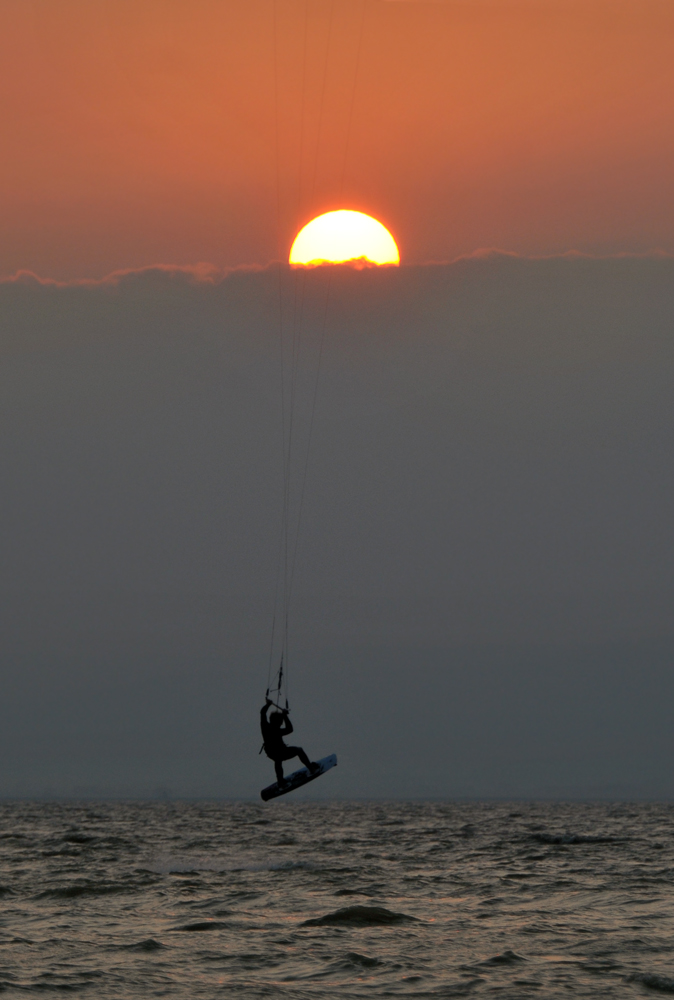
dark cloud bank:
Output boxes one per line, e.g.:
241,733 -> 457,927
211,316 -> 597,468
1,252 -> 673,799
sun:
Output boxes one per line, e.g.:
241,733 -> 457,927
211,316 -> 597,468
289,210 -> 399,267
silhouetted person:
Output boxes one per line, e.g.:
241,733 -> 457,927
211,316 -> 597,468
260,699 -> 319,785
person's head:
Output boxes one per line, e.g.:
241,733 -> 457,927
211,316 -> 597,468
269,711 -> 283,729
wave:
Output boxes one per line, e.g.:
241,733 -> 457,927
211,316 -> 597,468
479,950 -> 525,966
36,882 -> 135,899
146,855 -> 314,875
267,859 -> 315,872
323,952 -> 384,974
627,973 -> 674,993
172,921 -> 229,932
345,951 -> 381,968
120,939 -> 166,952
303,905 -> 417,927
531,832 -> 621,845
146,856 -> 221,874
61,832 -> 97,844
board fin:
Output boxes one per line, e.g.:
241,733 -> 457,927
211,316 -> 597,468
261,754 -> 337,802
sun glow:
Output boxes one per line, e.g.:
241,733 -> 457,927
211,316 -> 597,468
289,210 -> 400,267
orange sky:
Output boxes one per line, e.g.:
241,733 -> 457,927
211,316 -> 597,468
1,0 -> 673,279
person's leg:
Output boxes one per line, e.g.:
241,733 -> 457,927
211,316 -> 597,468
274,758 -> 285,784
293,747 -> 319,772
281,747 -> 319,774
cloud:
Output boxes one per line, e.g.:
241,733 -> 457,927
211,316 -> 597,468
3,247 -> 672,288
1,252 -> 674,798
1,261 -> 240,289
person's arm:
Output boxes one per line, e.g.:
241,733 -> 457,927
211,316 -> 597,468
281,711 -> 294,736
260,699 -> 271,732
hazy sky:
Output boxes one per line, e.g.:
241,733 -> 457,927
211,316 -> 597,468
1,0 -> 673,799
1,254 -> 673,798
2,0 -> 674,278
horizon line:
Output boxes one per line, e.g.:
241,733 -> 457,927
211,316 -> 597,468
2,247 -> 673,289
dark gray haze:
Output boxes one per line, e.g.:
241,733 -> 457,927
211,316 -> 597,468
1,253 -> 673,799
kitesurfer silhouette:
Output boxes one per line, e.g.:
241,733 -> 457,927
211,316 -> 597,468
260,699 -> 319,786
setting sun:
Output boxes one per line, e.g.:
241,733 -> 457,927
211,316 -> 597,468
289,210 -> 400,267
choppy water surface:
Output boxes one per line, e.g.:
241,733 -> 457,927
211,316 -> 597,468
2,801 -> 674,997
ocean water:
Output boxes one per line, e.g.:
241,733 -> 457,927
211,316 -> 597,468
1,800 -> 674,997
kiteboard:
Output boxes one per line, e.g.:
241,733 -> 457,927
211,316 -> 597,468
260,754 -> 337,802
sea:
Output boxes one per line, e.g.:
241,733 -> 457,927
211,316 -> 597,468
1,800 -> 673,998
